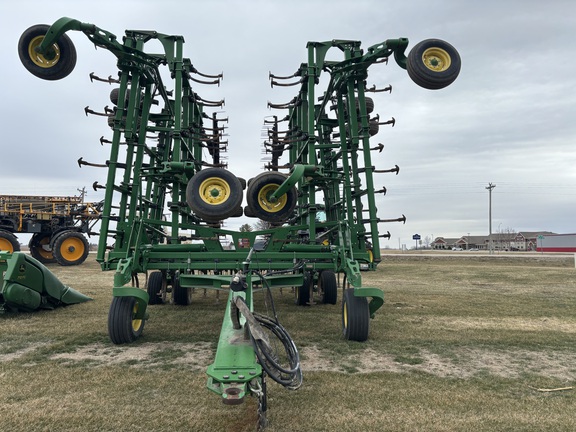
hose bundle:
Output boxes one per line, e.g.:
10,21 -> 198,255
250,312 -> 302,390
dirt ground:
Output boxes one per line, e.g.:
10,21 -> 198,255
3,341 -> 574,381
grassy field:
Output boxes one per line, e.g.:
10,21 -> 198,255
1,253 -> 575,431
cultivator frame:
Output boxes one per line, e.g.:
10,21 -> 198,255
19,16 -> 460,428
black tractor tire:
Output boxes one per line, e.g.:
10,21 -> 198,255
238,177 -> 247,190
109,87 -> 132,106
369,119 -> 380,136
230,207 -> 244,218
364,97 -> 375,114
52,231 -> 89,266
147,271 -> 164,305
356,97 -> 374,114
244,205 -> 256,218
319,270 -> 338,305
172,274 -> 192,306
18,24 -> 77,81
295,272 -> 311,306
342,289 -> 370,342
186,168 -> 243,221
108,296 -> 145,344
407,39 -> 461,90
0,230 -> 20,253
246,171 -> 297,223
29,233 -> 56,263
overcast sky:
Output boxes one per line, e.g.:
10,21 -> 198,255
2,0 -> 575,248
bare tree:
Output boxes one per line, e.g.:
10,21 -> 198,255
253,219 -> 274,231
424,235 -> 431,249
239,223 -> 253,232
496,225 -> 517,251
504,227 -> 517,251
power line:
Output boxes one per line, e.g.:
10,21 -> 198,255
386,182 -> 576,196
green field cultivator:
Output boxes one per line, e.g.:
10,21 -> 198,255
19,17 -> 460,428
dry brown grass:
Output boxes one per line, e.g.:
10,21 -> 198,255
1,253 -> 575,431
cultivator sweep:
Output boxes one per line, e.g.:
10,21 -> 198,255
19,17 -> 460,428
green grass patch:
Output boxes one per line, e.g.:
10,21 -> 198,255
1,254 -> 575,431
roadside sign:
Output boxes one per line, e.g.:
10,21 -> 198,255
412,234 -> 421,240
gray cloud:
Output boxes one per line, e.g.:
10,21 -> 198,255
2,0 -> 575,248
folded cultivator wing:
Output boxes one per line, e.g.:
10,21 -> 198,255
19,17 -> 459,429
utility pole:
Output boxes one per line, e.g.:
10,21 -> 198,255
486,183 -> 496,254
77,186 -> 87,203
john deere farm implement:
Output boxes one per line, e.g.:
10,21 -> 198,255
18,17 -> 460,429
0,251 -> 92,312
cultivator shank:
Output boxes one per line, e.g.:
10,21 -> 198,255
19,17 -> 460,428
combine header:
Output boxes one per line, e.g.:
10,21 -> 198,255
19,17 -> 460,428
0,251 -> 92,312
0,194 -> 101,265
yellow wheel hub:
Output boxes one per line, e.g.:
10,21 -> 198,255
422,47 -> 451,72
132,303 -> 143,332
343,302 -> 349,329
257,184 -> 287,213
36,237 -> 54,260
0,238 -> 14,252
59,237 -> 85,262
199,177 -> 231,205
28,35 -> 61,68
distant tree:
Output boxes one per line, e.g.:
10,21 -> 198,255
253,219 -> 274,231
496,226 -> 517,250
504,227 -> 517,250
239,223 -> 253,232
424,235 -> 431,248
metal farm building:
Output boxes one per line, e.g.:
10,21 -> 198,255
536,233 -> 576,252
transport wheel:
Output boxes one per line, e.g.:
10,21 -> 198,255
172,274 -> 192,305
319,270 -> 338,305
231,207 -> 244,218
342,289 -> 370,342
186,168 -> 243,221
29,233 -> 56,263
0,231 -> 20,253
368,119 -> 379,136
295,272 -> 311,306
244,205 -> 255,218
18,24 -> 77,81
407,39 -> 461,90
53,231 -> 89,266
246,172 -> 297,223
364,97 -> 374,114
356,97 -> 374,114
367,248 -> 374,263
109,87 -> 132,106
108,296 -> 145,344
147,271 -> 164,305
107,114 -> 115,129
